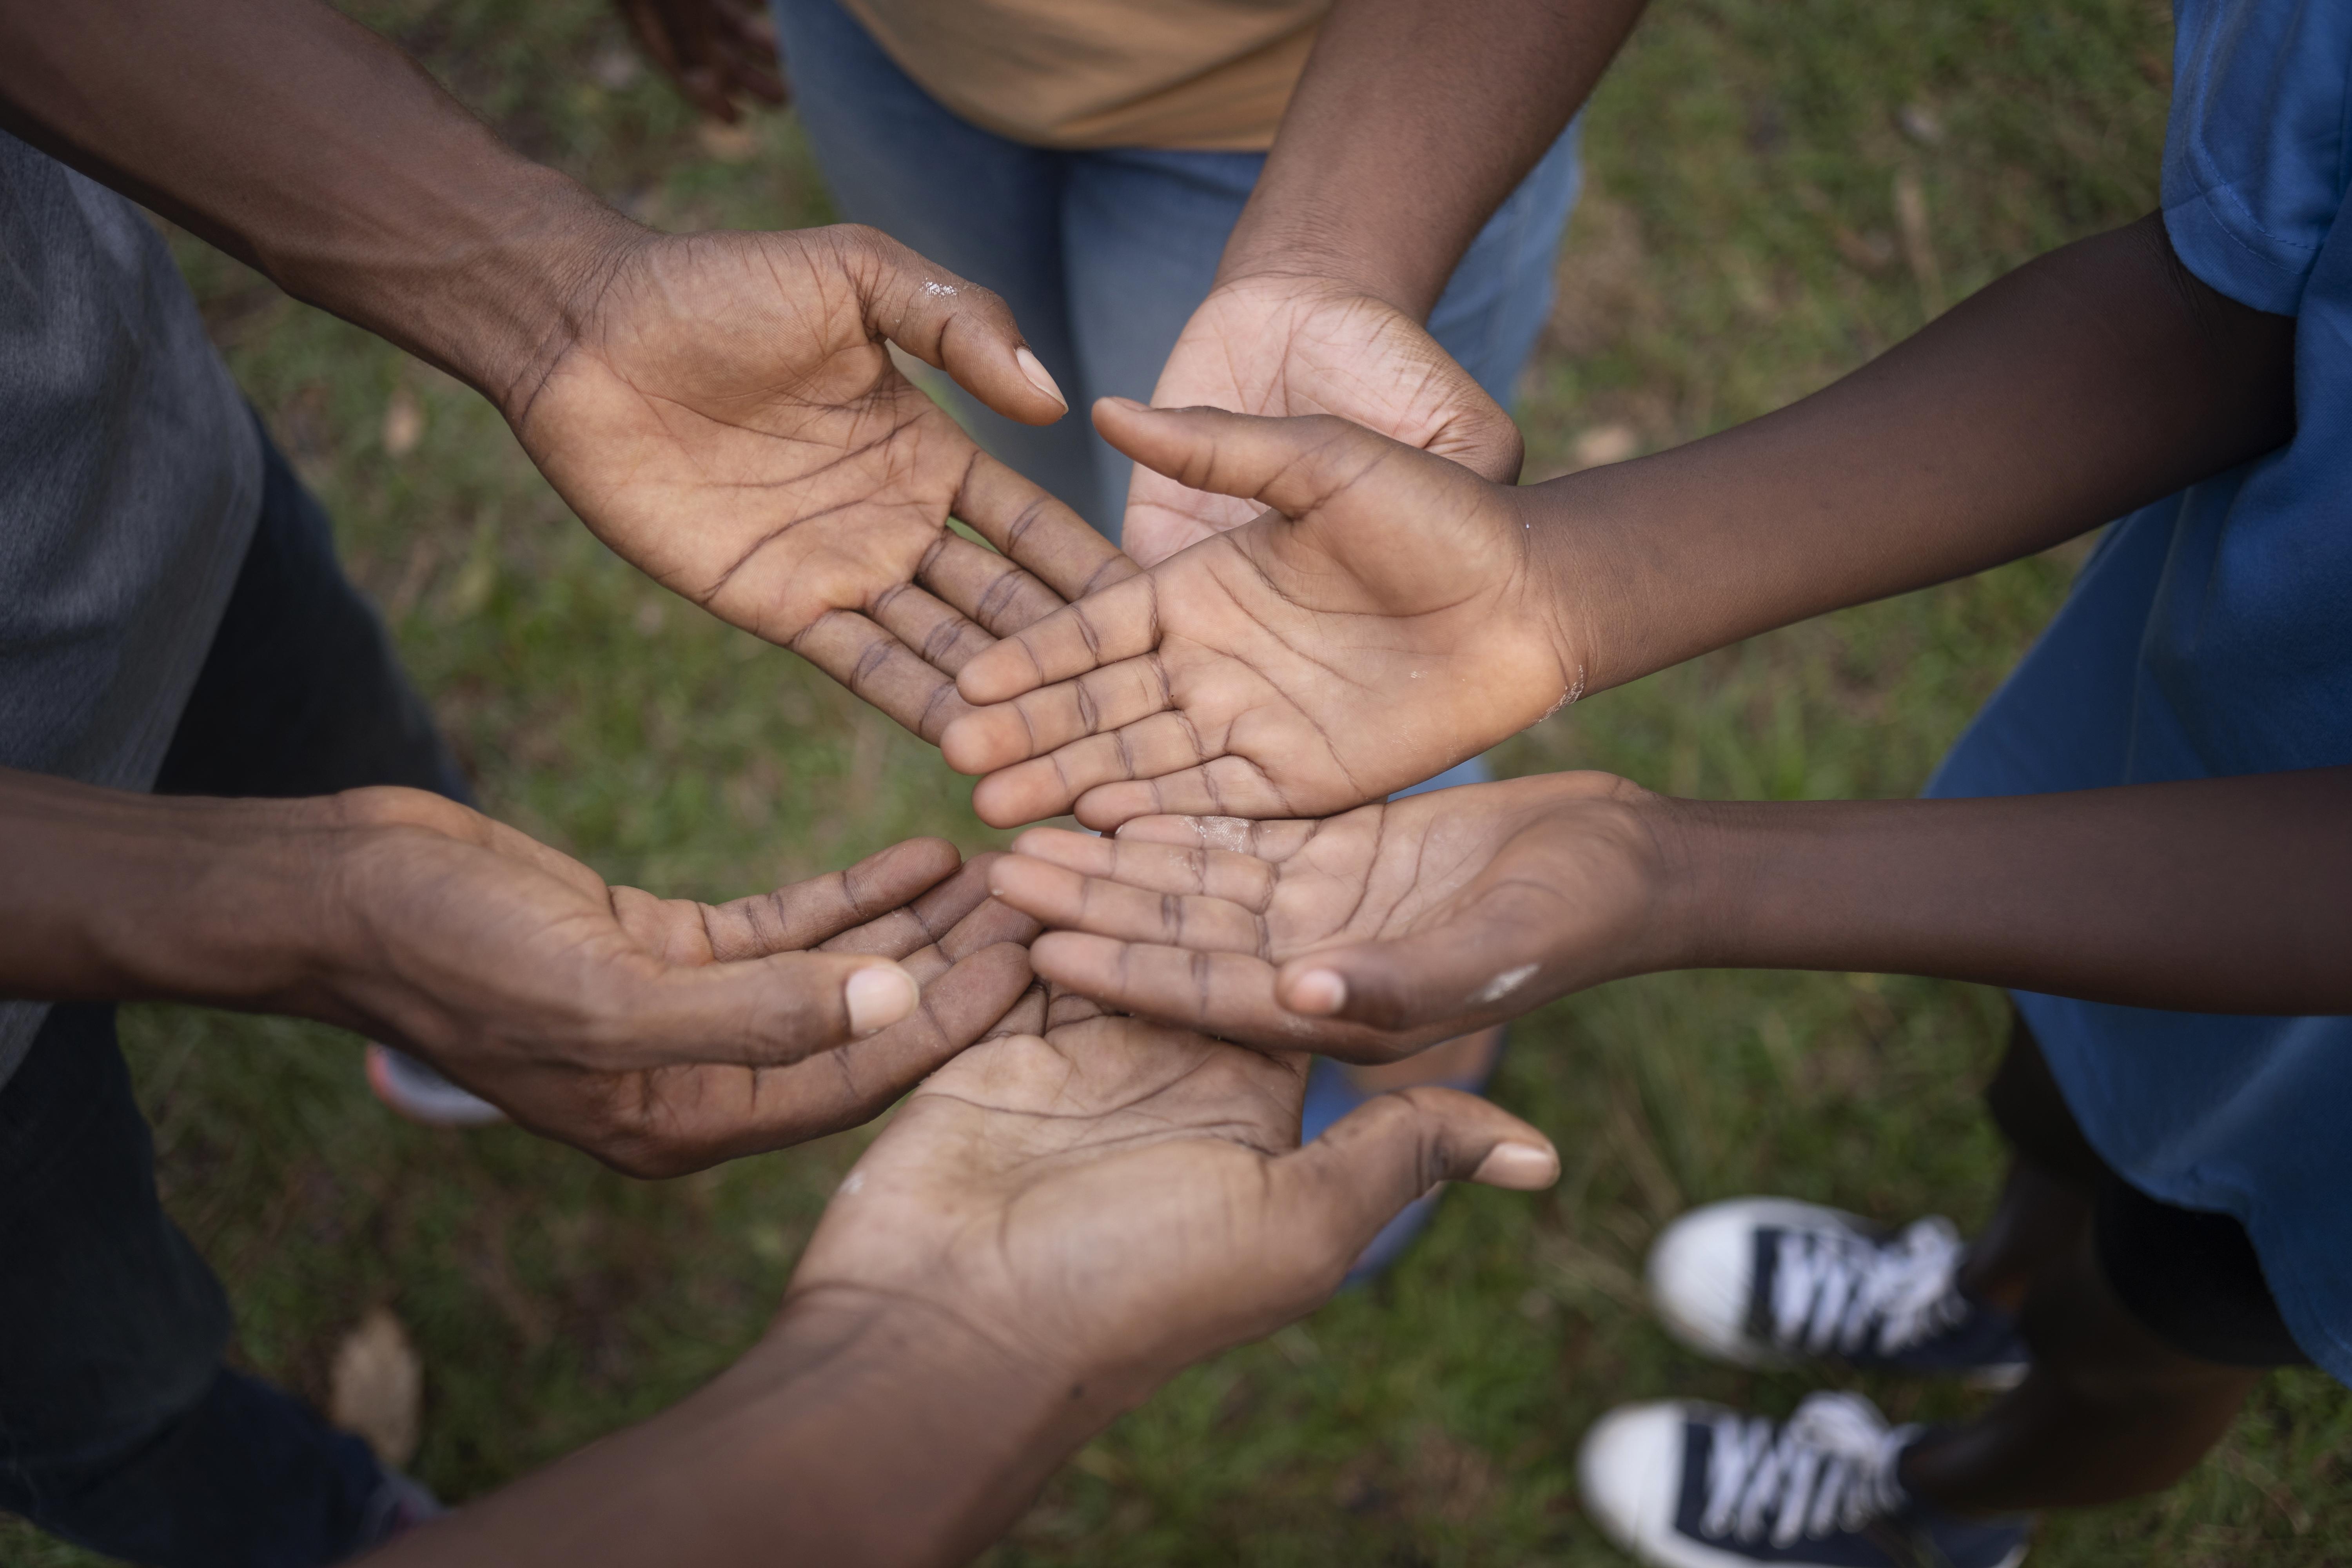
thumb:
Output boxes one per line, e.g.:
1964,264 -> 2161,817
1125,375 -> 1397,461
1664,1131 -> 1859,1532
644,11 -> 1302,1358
615,950 -> 923,1069
1272,1086 -> 1559,1275
848,228 -> 1069,426
1275,897 -> 1561,1036
1093,398 -> 1412,522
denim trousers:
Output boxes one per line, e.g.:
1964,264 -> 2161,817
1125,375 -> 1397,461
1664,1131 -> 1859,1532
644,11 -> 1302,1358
0,421 -> 469,1566
770,0 -> 1577,800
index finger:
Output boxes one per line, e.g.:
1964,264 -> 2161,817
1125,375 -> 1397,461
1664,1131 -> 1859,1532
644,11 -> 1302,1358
952,572 -> 1161,706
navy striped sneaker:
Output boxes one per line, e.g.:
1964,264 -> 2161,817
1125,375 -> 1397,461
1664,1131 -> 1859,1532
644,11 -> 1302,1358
1579,1392 -> 2030,1568
1646,1199 -> 2027,1384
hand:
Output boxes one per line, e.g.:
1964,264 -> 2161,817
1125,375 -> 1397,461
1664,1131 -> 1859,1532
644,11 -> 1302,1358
1122,275 -> 1523,566
786,993 -> 1562,1416
370,995 -> 1559,1568
941,400 -> 1584,828
984,773 -> 1683,1059
307,788 -> 1038,1175
613,0 -> 785,123
510,224 -> 1136,742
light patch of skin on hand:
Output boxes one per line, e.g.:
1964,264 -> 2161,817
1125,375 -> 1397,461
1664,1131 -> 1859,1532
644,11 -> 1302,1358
1188,815 -> 1254,854
1469,962 -> 1539,1007
836,1170 -> 867,1196
1536,665 -> 1588,725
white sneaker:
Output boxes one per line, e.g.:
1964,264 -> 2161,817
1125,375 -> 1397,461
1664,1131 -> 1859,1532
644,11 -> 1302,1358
1578,1391 -> 2030,1568
1647,1198 -> 2026,1381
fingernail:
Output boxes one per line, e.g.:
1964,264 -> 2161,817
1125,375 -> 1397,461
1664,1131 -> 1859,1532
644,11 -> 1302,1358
1470,1141 -> 1561,1191
1100,394 -> 1148,412
1287,969 -> 1347,1016
846,965 -> 920,1035
1014,347 -> 1066,409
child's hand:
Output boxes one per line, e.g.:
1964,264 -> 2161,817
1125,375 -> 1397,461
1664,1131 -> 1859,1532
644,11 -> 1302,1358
1120,277 -> 1522,566
940,400 -> 1588,829
984,773 -> 1689,1059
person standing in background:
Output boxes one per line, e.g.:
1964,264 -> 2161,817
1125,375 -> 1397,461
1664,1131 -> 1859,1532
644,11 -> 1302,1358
620,0 -> 1646,1272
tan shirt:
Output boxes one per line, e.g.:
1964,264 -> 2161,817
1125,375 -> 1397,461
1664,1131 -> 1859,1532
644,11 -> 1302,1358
839,0 -> 1329,150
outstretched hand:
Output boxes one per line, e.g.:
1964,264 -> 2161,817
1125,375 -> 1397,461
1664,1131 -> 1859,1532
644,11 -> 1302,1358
985,773 -> 1684,1059
942,399 -> 1583,828
1122,276 -> 1523,566
377,989 -> 1560,1568
313,788 -> 1037,1175
512,224 -> 1135,742
787,991 -> 1561,1410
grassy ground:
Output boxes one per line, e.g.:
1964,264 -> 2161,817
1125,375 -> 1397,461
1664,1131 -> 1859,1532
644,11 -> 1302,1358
8,0 -> 2349,1562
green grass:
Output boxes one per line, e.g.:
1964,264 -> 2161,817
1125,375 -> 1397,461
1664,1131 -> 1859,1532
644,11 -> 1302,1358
7,0 -> 2348,1562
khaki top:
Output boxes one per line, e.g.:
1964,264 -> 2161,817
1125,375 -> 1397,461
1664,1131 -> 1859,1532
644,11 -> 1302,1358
839,0 -> 1328,150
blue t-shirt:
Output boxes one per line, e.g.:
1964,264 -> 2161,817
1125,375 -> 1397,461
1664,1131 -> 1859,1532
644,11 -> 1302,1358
1928,0 -> 2352,1384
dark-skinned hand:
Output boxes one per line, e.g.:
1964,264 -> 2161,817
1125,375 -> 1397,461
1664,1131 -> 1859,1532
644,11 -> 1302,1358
941,399 -> 1579,828
512,225 -> 1138,744
985,773 -> 1676,1060
303,788 -> 1038,1175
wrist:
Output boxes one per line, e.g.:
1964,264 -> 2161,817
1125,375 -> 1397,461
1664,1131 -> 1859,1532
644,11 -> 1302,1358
0,774 -> 339,1007
1516,467 -> 1653,705
1636,793 -> 1740,976
1212,221 -> 1432,319
712,1288 -> 1122,1563
273,163 -> 648,422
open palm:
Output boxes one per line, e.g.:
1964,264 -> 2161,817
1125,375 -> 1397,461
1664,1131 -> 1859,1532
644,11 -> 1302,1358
327,788 -> 1036,1175
512,224 -> 1134,741
941,401 -> 1581,828
787,994 -> 1560,1397
985,774 -> 1680,1060
1123,276 -> 1523,566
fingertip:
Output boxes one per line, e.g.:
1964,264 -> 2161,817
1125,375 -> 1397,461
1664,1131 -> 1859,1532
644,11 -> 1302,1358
1469,1140 -> 1561,1191
1027,928 -> 1109,985
1283,967 -> 1347,1017
1071,786 -> 1149,833
953,652 -> 1025,709
845,962 -> 920,1035
980,852 -> 1045,906
937,716 -> 987,775
971,772 -> 1054,830
1014,347 -> 1067,413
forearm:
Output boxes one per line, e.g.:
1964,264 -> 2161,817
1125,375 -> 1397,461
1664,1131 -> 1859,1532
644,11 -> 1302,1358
1223,0 -> 1643,315
1661,769 -> 2352,1014
375,1293 -> 1120,1568
0,0 -> 637,406
1539,214 -> 2297,694
0,768 -> 338,1006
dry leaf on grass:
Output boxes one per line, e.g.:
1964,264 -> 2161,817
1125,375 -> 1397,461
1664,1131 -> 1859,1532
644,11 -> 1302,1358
382,387 -> 424,458
330,1306 -> 423,1470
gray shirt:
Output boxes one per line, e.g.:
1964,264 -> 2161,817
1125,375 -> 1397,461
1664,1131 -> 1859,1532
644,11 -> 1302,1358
0,132 -> 262,1085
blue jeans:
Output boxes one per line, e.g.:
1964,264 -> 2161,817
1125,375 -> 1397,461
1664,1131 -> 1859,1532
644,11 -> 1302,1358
0,421 -> 467,1566
772,0 -> 1576,796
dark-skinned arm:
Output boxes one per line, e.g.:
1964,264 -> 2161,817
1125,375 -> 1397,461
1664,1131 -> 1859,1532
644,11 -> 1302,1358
0,764 -> 1058,1176
1224,0 -> 1645,317
367,1001 -> 1559,1566
944,213 -> 2300,827
1122,0 -> 1645,562
0,0 -> 1127,739
983,768 -> 2352,1056
1549,212 -> 2296,695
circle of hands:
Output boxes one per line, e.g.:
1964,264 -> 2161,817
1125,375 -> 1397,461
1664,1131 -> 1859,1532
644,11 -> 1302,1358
352,219 -> 1602,1402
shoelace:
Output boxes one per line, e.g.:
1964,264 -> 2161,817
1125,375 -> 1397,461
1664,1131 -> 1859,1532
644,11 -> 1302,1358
1701,1392 -> 1920,1549
1767,1216 -> 1970,1358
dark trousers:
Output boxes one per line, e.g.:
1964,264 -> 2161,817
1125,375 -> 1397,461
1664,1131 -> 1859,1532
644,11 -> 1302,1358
0,422 -> 470,1566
